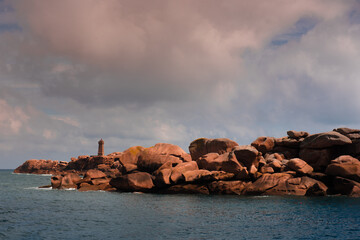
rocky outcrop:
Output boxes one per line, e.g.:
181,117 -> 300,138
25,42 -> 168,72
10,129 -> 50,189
15,127 -> 360,197
65,156 -> 114,172
14,159 -> 67,174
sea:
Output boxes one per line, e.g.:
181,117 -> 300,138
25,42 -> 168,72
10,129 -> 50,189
1,170 -> 360,240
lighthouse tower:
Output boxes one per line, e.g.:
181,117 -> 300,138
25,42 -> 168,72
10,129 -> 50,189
98,139 -> 104,156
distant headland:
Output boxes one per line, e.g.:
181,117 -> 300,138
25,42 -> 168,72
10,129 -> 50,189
14,127 -> 360,196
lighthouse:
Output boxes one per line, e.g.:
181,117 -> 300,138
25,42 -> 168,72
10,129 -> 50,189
98,139 -> 104,156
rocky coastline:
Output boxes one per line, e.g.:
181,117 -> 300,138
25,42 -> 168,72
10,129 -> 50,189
14,127 -> 360,196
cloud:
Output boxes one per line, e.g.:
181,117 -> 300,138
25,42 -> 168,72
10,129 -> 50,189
1,1 -> 360,169
0,99 -> 29,134
239,12 -> 360,130
10,0 -> 351,107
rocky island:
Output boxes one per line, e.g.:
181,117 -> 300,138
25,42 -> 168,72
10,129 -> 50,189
14,128 -> 360,196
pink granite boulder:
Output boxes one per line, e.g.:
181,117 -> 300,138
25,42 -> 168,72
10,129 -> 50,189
109,172 -> 154,192
189,138 -> 239,161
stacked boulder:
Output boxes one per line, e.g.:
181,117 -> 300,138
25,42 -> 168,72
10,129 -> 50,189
251,128 -> 360,196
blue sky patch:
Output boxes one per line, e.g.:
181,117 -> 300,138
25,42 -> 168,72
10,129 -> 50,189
270,17 -> 318,47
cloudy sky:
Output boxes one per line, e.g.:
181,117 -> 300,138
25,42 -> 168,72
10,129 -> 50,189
1,0 -> 360,168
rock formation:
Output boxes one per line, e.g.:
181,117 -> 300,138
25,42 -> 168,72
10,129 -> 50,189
14,127 -> 360,196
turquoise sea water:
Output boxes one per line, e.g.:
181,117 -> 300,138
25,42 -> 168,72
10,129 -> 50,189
1,170 -> 360,240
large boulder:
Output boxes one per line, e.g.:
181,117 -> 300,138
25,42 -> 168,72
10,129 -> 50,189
14,159 -> 63,174
137,143 -> 187,172
333,127 -> 360,140
287,130 -> 309,139
153,161 -> 175,187
332,176 -> 360,197
84,169 -> 106,179
197,152 -> 248,178
286,158 -> 313,175
90,178 -> 110,185
300,131 -> 352,149
251,137 -> 275,154
244,173 -> 293,195
189,138 -> 239,161
154,169 -> 172,187
78,182 -> 115,192
267,159 -> 282,172
244,173 -> 327,196
60,173 -> 82,189
110,172 -> 154,192
325,155 -> 360,182
183,169 -> 212,183
260,165 -> 275,174
120,164 -> 137,174
299,148 -> 332,171
117,146 -> 145,165
265,176 -> 327,196
233,145 -> 261,175
208,180 -> 250,195
265,153 -> 284,162
170,161 -> 199,184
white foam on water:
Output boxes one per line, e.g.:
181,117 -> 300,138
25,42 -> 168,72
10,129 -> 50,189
63,188 -> 76,191
133,192 -> 144,194
12,172 -> 53,176
252,195 -> 270,198
24,187 -> 52,190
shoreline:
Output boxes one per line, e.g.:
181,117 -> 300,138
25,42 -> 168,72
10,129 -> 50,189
13,127 -> 360,197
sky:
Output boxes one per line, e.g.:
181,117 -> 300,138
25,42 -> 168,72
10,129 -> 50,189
1,0 -> 360,168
